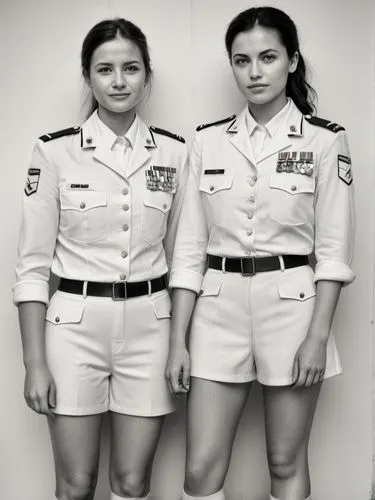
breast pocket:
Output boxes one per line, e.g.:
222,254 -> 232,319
198,173 -> 233,225
269,174 -> 315,226
142,192 -> 173,245
59,189 -> 108,244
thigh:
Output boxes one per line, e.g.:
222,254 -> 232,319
109,412 -> 165,474
186,377 -> 251,465
262,383 -> 321,456
48,414 -> 103,479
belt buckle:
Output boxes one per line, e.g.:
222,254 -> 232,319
240,257 -> 256,277
112,281 -> 127,301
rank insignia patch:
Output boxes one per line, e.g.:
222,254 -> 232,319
145,166 -> 177,192
276,152 -> 314,176
337,155 -> 352,185
24,168 -> 41,196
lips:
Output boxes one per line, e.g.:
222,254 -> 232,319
248,84 -> 268,89
109,94 -> 131,98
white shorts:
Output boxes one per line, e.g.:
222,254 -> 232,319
189,265 -> 342,385
45,289 -> 175,416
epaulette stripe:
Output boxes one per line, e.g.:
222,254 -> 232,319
305,115 -> 345,133
149,126 -> 185,143
197,114 -> 236,132
39,126 -> 81,142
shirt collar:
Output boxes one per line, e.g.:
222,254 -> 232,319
93,110 -> 139,149
245,98 -> 292,138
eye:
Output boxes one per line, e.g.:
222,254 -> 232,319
124,65 -> 140,73
98,67 -> 112,74
262,54 -> 277,63
233,57 -> 248,67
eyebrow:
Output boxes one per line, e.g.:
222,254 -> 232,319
94,60 -> 141,67
232,49 -> 279,58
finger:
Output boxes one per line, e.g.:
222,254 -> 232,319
312,371 -> 321,386
318,370 -> 325,383
304,370 -> 315,387
48,382 -> 57,410
39,394 -> 53,416
293,369 -> 307,389
182,364 -> 190,391
177,369 -> 188,394
171,370 -> 184,394
291,356 -> 299,385
30,396 -> 41,414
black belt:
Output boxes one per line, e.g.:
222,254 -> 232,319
207,254 -> 309,276
58,274 -> 168,300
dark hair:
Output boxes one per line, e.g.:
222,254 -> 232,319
225,7 -> 316,115
81,18 -> 152,116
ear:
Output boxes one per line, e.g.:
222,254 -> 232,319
83,70 -> 92,89
289,51 -> 299,74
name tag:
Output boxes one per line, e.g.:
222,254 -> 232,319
204,169 -> 225,175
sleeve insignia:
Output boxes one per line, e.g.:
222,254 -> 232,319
24,168 -> 41,196
149,126 -> 185,143
196,115 -> 236,132
304,115 -> 345,133
39,126 -> 81,142
337,155 -> 353,185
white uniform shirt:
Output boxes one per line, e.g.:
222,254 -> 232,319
14,111 -> 188,305
170,100 -> 355,293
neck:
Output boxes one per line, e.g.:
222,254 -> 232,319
97,106 -> 136,136
248,94 -> 288,126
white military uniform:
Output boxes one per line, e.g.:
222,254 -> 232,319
170,99 -> 354,385
14,111 -> 188,415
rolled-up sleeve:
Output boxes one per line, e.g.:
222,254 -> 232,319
169,133 -> 208,293
313,130 -> 355,284
13,141 -> 59,305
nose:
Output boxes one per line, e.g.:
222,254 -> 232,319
249,61 -> 262,80
112,69 -> 126,89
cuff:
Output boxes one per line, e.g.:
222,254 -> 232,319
12,280 -> 49,306
169,269 -> 203,294
314,259 -> 355,286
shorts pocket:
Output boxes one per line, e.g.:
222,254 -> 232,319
46,294 -> 85,325
269,174 -> 315,226
151,292 -> 172,319
142,193 -> 173,245
59,189 -> 108,243
278,268 -> 316,302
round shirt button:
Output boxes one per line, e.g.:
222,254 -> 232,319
121,251 -> 128,258
299,292 -> 305,299
291,185 -> 297,191
249,195 -> 255,203
163,203 -> 168,210
119,273 -> 126,280
122,224 -> 129,232
55,316 -> 60,323
80,201 -> 86,209
248,212 -> 254,219
209,186 -> 215,192
122,187 -> 129,195
247,230 -> 253,236
252,175 -> 258,182
122,204 -> 129,211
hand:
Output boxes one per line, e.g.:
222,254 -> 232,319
165,347 -> 190,395
292,335 -> 327,389
24,363 -> 56,416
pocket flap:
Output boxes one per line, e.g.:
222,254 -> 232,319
152,294 -> 172,319
46,296 -> 85,324
270,174 -> 314,195
144,193 -> 173,213
199,174 -> 233,194
199,281 -> 222,297
278,272 -> 316,301
60,190 -> 107,211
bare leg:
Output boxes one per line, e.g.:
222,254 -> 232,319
109,412 -> 165,498
184,377 -> 251,496
263,384 -> 321,500
48,414 -> 103,500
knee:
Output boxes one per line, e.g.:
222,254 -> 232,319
57,472 -> 97,500
268,451 -> 298,481
185,455 -> 221,493
110,470 -> 148,498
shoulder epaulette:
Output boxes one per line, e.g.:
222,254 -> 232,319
197,115 -> 236,132
304,115 -> 345,133
39,126 -> 81,142
149,126 -> 185,143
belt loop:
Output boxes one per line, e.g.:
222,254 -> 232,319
147,280 -> 152,296
278,255 -> 285,272
221,257 -> 226,273
83,280 -> 88,299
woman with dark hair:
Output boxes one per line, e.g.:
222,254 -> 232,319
167,6 -> 354,500
14,18 -> 187,500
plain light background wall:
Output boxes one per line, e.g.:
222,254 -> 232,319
1,1 -> 374,499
